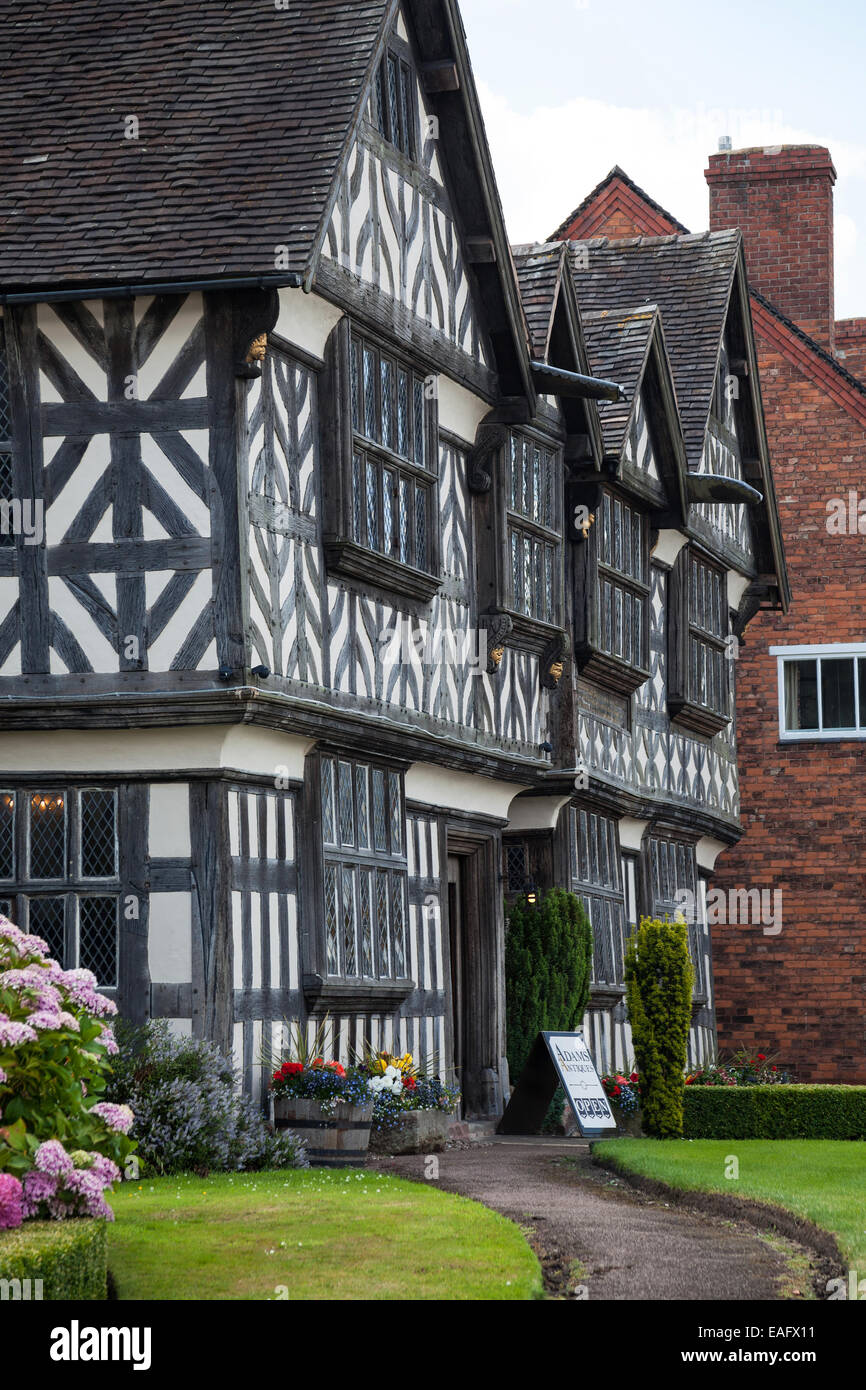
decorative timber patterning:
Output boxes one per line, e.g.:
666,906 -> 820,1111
0,293 -> 216,678
244,345 -> 544,751
245,350 -> 324,684
622,392 -> 660,483
579,566 -> 739,821
229,786 -> 300,1101
325,74 -> 490,366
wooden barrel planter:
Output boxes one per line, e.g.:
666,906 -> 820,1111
271,1096 -> 374,1168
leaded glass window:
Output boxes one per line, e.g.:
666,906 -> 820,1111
646,835 -> 705,999
0,787 -> 121,987
319,756 -> 409,981
669,548 -> 731,735
569,807 -> 628,987
371,46 -> 418,160
596,490 -> 650,675
506,432 -> 561,626
348,329 -> 436,574
687,552 -> 728,721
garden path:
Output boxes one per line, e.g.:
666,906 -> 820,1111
373,1138 -> 810,1301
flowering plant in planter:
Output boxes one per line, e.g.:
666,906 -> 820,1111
355,1051 -> 460,1137
0,916 -> 135,1227
269,1058 -> 372,1117
600,1070 -> 641,1116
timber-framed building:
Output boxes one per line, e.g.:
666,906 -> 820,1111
0,0 -> 788,1114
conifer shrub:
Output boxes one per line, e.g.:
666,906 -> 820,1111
625,914 -> 693,1138
505,887 -> 593,1128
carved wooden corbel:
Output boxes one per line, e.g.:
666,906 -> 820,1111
480,610 -> 513,676
467,420 -> 508,495
234,287 -> 280,378
541,630 -> 571,691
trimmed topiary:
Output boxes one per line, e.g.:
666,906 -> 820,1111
0,1217 -> 107,1299
625,914 -> 693,1138
684,1084 -> 866,1139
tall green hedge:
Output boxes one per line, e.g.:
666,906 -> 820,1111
0,1219 -> 107,1300
684,1085 -> 866,1140
505,887 -> 593,1086
625,915 -> 693,1138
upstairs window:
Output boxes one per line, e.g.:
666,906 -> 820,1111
322,320 -> 440,601
669,547 -> 731,736
506,432 -> 561,628
776,644 -> 866,740
372,45 -> 418,160
574,485 -> 650,696
319,754 -> 409,982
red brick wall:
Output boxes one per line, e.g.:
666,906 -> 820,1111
707,146 -> 837,351
835,318 -> 866,384
712,343 -> 866,1081
557,177 -> 680,241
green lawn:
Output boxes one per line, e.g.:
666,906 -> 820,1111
108,1169 -> 542,1301
594,1139 -> 866,1267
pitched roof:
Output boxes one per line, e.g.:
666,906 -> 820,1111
550,166 -> 689,243
567,231 -> 742,467
511,243 -> 566,360
580,306 -> 659,455
0,0 -> 392,289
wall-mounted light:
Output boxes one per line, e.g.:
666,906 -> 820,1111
251,665 -> 271,679
524,880 -> 538,907
217,666 -> 235,683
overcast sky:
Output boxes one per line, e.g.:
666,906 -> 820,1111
460,0 -> 866,320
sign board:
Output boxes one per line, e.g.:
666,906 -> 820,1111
498,1030 -> 616,1137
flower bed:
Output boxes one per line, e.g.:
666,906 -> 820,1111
0,916 -> 135,1227
269,1042 -> 459,1162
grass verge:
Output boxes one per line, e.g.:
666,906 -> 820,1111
593,1138 -> 864,1269
108,1169 -> 542,1301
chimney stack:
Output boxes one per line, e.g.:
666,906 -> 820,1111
706,145 -> 837,351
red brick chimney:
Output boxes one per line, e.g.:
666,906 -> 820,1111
706,145 -> 837,351
834,319 -> 866,383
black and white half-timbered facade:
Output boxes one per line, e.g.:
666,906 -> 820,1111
0,0 -> 788,1114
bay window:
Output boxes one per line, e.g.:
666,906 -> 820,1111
669,546 -> 731,736
574,484 -> 650,695
321,320 -> 440,600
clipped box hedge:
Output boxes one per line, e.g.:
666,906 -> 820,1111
0,1219 -> 107,1300
683,1085 -> 866,1140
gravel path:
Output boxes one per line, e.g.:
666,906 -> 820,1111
373,1138 -> 809,1301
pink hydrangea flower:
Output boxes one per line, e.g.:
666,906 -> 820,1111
0,1017 -> 38,1045
21,1168 -> 58,1218
0,1066 -> 6,1084
34,1140 -> 75,1175
89,1153 -> 121,1186
0,1173 -> 23,1230
89,1101 -> 134,1134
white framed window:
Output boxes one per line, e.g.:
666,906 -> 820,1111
773,643 -> 866,741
